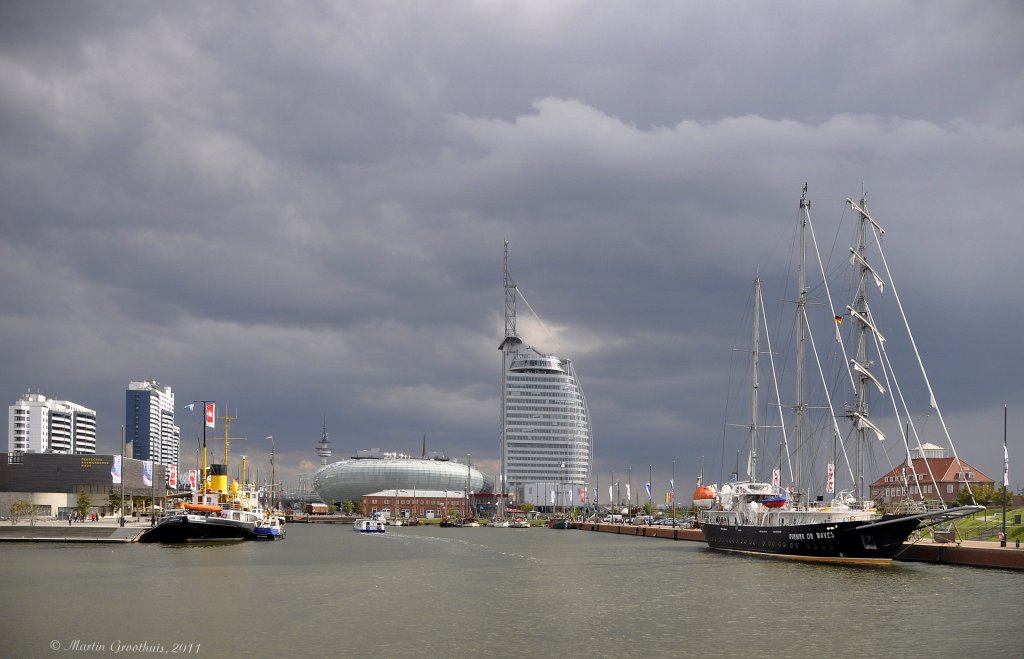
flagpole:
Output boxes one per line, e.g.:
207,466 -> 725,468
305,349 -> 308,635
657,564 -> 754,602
1002,404 -> 1008,547
648,464 -> 652,516
671,460 -> 676,526
119,425 -> 125,528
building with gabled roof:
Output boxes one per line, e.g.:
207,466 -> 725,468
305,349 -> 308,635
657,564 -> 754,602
870,448 -> 995,505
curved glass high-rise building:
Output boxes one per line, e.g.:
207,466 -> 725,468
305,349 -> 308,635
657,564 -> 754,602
500,242 -> 592,502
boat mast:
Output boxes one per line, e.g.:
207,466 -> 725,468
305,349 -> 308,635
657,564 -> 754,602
748,275 -> 762,480
793,186 -> 810,498
851,196 -> 872,499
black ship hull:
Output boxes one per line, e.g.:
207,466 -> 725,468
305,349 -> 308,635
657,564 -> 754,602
701,515 -> 921,565
137,515 -> 257,544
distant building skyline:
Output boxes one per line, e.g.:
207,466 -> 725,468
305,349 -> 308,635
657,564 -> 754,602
125,380 -> 180,467
7,391 -> 97,455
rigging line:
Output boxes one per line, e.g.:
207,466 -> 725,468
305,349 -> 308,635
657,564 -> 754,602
871,328 -> 916,498
759,282 -> 795,486
514,287 -> 563,356
873,327 -> 936,504
802,305 -> 857,488
868,222 -> 976,506
807,209 -> 858,395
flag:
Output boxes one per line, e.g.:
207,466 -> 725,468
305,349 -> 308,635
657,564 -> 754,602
645,481 -> 651,499
550,490 -> 556,505
167,465 -> 177,488
111,455 -> 122,484
826,463 -> 835,494
188,469 -> 197,491
834,315 -> 843,324
205,403 -> 215,429
1005,442 -> 1010,488
184,403 -> 195,412
579,488 -> 586,504
772,469 -> 780,487
143,461 -> 153,487
609,485 -> 613,502
625,484 -> 631,502
665,491 -> 671,504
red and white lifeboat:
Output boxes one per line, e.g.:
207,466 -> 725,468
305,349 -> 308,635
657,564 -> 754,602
692,484 -> 717,509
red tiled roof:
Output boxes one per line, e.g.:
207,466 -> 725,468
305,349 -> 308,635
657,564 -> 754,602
871,457 -> 994,487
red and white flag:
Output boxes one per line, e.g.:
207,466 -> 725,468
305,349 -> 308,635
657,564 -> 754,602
168,465 -> 177,488
826,463 -> 835,494
205,403 -> 215,429
188,469 -> 197,491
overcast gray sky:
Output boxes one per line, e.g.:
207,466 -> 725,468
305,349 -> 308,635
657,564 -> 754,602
2,1 -> 1022,497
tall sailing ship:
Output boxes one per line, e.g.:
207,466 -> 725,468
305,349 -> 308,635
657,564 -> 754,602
697,186 -> 981,565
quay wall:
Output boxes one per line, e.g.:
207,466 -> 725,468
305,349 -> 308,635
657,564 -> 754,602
572,522 -> 1024,570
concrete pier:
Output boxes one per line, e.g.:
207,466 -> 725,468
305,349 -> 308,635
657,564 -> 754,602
573,521 -> 1024,570
0,518 -> 148,543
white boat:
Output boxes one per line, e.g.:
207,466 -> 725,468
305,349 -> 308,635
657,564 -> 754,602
491,519 -> 510,528
510,518 -> 530,528
353,518 -> 386,533
254,513 -> 286,540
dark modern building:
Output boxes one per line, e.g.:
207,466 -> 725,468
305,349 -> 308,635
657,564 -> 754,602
1,452 -> 167,518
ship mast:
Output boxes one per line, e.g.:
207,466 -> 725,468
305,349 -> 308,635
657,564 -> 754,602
793,185 -> 810,497
748,275 -> 761,480
851,195 -> 872,499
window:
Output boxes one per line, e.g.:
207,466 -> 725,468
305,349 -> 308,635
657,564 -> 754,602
947,484 -> 954,494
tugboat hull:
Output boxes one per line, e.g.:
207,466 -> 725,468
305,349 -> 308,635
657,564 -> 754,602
137,515 -> 257,543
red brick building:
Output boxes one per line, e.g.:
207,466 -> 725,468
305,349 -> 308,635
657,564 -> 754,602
361,488 -> 469,520
870,456 -> 994,505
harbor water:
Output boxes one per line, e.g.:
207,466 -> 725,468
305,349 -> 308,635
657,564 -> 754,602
2,523 -> 1020,658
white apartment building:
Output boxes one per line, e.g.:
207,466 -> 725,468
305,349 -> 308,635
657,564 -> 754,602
8,392 -> 97,454
125,380 -> 180,467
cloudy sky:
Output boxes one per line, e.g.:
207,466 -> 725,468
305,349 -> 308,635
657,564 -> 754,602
2,1 -> 1022,498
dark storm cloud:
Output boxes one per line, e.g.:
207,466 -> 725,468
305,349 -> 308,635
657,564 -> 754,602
1,1 -> 1022,491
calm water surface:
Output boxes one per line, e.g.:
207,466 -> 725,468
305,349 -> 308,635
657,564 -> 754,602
2,523 -> 1020,658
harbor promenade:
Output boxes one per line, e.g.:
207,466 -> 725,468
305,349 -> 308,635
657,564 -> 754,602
0,517 -> 149,542
574,520 -> 1024,570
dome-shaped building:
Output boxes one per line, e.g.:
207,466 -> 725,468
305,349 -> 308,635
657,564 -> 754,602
313,450 -> 494,504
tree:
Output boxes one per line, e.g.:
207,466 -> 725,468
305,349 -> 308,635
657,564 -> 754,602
954,483 -> 999,507
75,492 -> 92,520
9,499 -> 34,525
519,502 -> 535,514
108,489 -> 125,516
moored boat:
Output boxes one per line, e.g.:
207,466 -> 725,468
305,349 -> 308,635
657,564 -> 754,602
253,513 -> 286,540
698,187 -> 982,564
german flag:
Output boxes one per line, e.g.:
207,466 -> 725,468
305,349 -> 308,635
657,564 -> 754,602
834,315 -> 843,324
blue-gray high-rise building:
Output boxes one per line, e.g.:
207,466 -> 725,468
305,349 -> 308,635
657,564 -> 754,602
125,380 -> 180,467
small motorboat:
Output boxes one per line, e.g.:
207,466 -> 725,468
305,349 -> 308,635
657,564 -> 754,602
353,518 -> 386,533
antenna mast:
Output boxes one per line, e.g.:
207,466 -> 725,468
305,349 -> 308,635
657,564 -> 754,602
498,240 -> 522,517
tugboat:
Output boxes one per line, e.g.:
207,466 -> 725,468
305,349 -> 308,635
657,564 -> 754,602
139,410 -> 285,543
138,468 -> 262,543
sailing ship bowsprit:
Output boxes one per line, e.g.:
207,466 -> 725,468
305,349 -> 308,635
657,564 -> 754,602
697,187 -> 982,565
